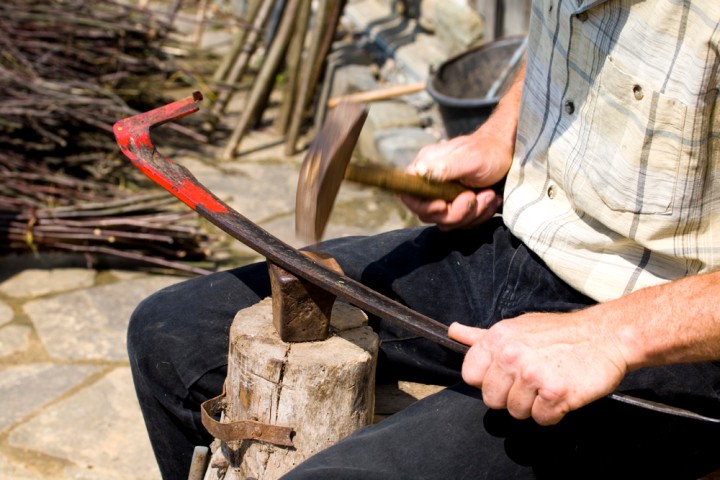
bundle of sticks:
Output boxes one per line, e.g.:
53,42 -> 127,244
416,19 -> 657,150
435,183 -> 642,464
0,0 -> 181,161
0,151 -> 214,275
0,0 -> 215,274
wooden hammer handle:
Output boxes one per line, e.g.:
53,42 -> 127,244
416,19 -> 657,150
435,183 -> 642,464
327,81 -> 426,109
344,163 -> 467,202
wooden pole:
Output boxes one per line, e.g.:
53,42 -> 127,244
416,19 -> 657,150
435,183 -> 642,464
192,0 -> 211,48
283,0 -> 330,155
276,0 -> 313,135
284,0 -> 346,155
306,0 -> 347,104
211,0 -> 262,84
326,81 -> 426,108
208,0 -> 276,125
222,0 -> 302,160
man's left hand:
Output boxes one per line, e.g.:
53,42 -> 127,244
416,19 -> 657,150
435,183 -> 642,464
448,311 -> 629,425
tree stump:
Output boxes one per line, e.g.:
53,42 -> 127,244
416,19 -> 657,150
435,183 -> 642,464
204,297 -> 379,480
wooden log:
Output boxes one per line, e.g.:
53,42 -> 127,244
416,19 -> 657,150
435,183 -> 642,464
203,297 -> 379,480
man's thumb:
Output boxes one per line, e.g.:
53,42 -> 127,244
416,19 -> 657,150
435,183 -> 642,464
448,322 -> 485,345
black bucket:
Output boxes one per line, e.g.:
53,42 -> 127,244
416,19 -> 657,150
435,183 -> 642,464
427,36 -> 525,138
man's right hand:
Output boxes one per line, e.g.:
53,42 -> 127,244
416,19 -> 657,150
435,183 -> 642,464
401,128 -> 512,230
401,61 -> 525,231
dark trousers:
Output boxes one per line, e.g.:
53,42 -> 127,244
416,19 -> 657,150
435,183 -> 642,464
127,221 -> 720,479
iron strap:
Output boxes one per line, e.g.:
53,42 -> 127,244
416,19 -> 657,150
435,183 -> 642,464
200,392 -> 295,447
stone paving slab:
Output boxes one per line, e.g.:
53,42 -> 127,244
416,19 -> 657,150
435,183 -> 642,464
0,268 -> 171,479
0,451 -> 43,480
23,275 -> 183,362
0,364 -> 102,433
375,126 -> 437,168
345,0 -> 449,80
8,367 -> 159,480
0,269 -> 96,299
0,325 -> 33,358
0,299 -> 12,326
358,100 -> 424,162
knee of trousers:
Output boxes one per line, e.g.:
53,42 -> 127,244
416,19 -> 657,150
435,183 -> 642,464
126,284 -> 187,389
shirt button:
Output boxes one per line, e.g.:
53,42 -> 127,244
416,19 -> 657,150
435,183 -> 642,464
576,12 -> 588,21
633,85 -> 644,100
547,185 -> 557,199
564,101 -> 575,115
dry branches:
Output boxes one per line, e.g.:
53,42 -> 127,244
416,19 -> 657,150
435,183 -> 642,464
0,0 -> 215,274
0,151 -> 214,275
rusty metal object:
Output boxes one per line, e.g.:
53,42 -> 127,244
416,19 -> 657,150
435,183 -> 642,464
113,93 -> 720,425
295,101 -> 467,241
201,391 -> 295,447
269,251 -> 343,342
295,101 -> 366,243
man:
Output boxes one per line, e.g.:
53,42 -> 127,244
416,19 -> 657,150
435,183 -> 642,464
128,0 -> 720,478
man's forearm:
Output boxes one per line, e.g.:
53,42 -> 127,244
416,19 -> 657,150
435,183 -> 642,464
476,61 -> 526,152
594,271 -> 720,370
454,61 -> 525,186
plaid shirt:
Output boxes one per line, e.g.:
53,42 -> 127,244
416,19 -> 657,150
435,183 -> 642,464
503,0 -> 720,301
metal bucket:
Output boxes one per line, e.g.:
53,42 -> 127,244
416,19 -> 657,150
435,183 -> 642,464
427,36 -> 525,138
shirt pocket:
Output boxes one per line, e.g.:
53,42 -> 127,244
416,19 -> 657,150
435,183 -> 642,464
578,56 -> 687,215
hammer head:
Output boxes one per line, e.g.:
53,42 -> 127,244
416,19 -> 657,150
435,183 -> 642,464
295,102 -> 368,243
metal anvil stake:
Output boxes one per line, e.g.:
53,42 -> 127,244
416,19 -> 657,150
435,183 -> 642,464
268,251 -> 344,343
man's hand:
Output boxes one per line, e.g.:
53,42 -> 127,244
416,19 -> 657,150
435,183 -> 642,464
448,311 -> 629,425
401,131 -> 509,230
401,62 -> 525,230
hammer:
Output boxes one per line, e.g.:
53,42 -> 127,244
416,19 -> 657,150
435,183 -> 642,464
295,102 -> 469,242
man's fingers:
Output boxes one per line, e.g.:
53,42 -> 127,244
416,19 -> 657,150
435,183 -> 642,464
460,343 -> 492,389
505,380 -> 538,420
531,390 -> 571,426
447,190 -> 502,230
409,191 -> 488,230
399,194 -> 449,217
410,134 -> 484,183
413,158 -> 448,181
448,322 -> 485,345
